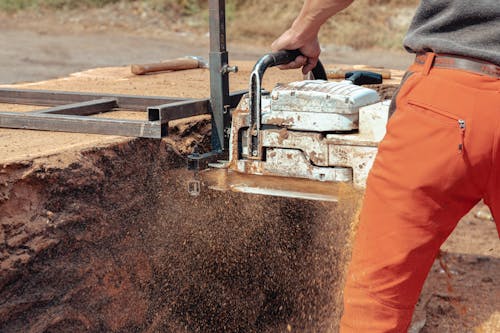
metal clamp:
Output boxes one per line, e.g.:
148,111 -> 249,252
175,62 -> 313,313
221,65 -> 239,74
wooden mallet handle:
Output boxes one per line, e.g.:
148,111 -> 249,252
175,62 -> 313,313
131,58 -> 200,75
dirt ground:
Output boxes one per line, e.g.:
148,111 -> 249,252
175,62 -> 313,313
0,10 -> 498,333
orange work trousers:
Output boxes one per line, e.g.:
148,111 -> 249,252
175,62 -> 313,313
340,54 -> 500,332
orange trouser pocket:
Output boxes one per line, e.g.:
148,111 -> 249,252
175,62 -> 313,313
340,61 -> 500,332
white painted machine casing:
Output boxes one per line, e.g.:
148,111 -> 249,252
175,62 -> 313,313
228,80 -> 390,189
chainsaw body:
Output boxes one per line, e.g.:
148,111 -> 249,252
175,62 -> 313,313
227,79 -> 389,189
202,51 -> 391,200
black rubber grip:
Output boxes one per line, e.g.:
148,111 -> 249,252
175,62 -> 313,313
252,50 -> 327,81
267,49 -> 303,66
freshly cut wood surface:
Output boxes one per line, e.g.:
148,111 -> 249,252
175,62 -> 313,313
0,62 -> 403,165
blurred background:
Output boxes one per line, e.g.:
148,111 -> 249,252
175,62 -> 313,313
0,0 -> 418,84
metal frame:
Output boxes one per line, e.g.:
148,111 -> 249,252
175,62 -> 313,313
0,0 -> 241,144
0,88 -> 243,138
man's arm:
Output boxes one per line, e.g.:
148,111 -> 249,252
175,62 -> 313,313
271,0 -> 354,74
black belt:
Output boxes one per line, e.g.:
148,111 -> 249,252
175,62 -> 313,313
415,53 -> 500,79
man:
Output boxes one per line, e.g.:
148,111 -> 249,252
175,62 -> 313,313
272,0 -> 500,331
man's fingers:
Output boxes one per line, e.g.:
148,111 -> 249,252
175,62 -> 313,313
275,55 -> 319,74
271,26 -> 322,72
271,29 -> 321,73
271,39 -> 283,52
277,55 -> 307,70
302,57 -> 319,74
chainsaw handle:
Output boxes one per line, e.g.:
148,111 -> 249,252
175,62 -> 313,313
246,50 -> 327,159
252,49 -> 328,80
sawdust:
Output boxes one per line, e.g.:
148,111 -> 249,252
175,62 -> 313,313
0,103 -> 46,112
1,129 -> 497,332
143,170 -> 364,332
0,137 -> 365,332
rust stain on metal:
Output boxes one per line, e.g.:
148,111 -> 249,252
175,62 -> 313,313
266,117 -> 294,126
277,128 -> 289,145
309,151 -> 322,164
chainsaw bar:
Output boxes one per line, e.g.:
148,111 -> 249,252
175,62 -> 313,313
201,169 -> 342,202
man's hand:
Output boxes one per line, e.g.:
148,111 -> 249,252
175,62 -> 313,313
271,0 -> 354,74
271,28 -> 321,75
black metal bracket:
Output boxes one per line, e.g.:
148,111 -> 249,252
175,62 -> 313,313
187,0 -> 239,169
207,0 -> 238,152
187,150 -> 223,171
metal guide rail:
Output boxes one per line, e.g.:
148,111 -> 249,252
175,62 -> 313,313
0,88 -> 244,138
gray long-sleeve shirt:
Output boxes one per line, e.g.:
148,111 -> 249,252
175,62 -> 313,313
404,0 -> 500,65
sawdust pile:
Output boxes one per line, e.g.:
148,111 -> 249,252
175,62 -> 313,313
0,136 -> 363,332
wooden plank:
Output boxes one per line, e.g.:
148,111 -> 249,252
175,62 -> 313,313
31,98 -> 118,116
0,112 -> 163,138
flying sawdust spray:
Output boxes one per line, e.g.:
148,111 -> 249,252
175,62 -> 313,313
142,169 -> 363,332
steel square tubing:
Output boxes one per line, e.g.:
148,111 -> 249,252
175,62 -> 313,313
0,88 -> 188,110
0,89 -> 245,138
30,98 -> 118,116
148,99 -> 208,122
209,0 -> 230,152
0,112 -> 163,138
148,90 -> 246,122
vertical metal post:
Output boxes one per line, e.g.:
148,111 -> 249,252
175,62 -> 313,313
209,0 -> 231,152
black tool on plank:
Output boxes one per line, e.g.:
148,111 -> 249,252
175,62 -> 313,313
345,71 -> 383,85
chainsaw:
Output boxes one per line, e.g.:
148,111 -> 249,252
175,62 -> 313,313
188,1 -> 390,201
199,50 -> 390,201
